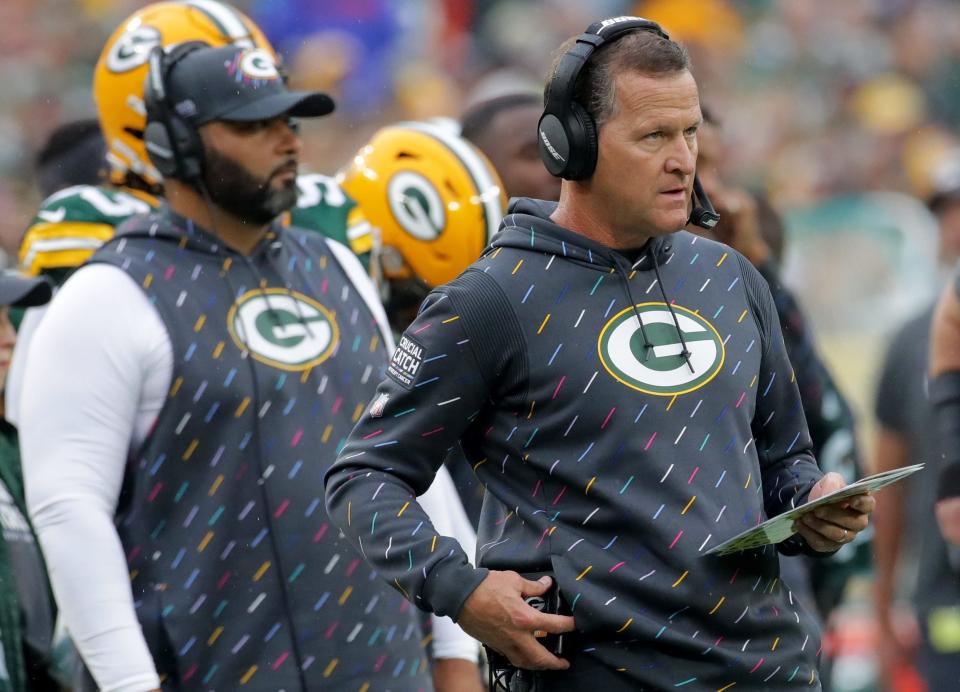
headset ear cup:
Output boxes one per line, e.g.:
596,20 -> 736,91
142,42 -> 210,183
537,112 -> 571,178
169,116 -> 203,181
567,102 -> 598,180
143,121 -> 178,178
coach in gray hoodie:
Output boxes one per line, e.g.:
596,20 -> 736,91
325,17 -> 874,690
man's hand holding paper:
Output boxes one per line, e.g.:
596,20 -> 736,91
707,464 -> 922,556
793,472 -> 876,552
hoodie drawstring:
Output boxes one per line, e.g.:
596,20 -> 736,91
615,263 -> 654,362
649,247 -> 695,373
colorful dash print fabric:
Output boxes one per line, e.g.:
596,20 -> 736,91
93,210 -> 432,691
327,198 -> 827,690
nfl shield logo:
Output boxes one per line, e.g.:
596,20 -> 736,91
369,392 -> 390,418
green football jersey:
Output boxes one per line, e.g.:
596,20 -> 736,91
20,185 -> 156,280
290,173 -> 374,264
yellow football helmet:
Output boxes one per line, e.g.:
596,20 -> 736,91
94,0 -> 274,187
338,120 -> 507,290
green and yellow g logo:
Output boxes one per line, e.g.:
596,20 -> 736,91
387,171 -> 445,240
598,303 -> 725,396
227,289 -> 339,371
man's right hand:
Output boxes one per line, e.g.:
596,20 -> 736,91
456,571 -> 576,670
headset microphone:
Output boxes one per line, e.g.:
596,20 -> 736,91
689,175 -> 720,230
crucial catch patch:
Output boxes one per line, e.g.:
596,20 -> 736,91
387,335 -> 425,389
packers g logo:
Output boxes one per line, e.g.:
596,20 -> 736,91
106,26 -> 161,73
227,289 -> 338,371
238,48 -> 280,81
598,303 -> 725,396
387,171 -> 445,241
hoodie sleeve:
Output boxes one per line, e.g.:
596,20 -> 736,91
324,269 -> 526,619
737,255 -> 825,556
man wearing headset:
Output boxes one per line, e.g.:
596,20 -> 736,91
18,42 -> 483,691
9,1 -> 374,428
325,17 -> 875,689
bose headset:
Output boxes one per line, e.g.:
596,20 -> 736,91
143,41 -> 209,182
538,16 -> 720,230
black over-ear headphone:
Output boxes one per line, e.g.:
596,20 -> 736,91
538,16 -> 719,229
143,41 -> 209,182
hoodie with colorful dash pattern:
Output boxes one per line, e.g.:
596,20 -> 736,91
91,207 -> 433,691
325,198 -> 826,689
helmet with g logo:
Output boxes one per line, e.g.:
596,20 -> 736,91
338,120 -> 507,289
94,0 -> 275,188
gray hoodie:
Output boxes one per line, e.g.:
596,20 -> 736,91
326,198 -> 826,689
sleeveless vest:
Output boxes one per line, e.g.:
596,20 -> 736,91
92,212 -> 432,691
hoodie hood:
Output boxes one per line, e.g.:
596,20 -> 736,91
491,197 -> 674,271
112,203 -> 281,261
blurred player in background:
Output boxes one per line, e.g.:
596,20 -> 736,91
872,151 -> 960,690
460,92 -> 561,203
339,119 -> 507,529
32,118 -> 105,199
339,119 -> 507,333
339,101 -> 562,528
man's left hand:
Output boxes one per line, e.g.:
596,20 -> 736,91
794,472 -> 875,552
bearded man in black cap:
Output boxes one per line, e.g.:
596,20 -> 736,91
17,43 -> 476,691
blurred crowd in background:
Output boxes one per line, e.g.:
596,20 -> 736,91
5,0 -> 960,218
4,0 -> 960,395
4,0 -> 960,690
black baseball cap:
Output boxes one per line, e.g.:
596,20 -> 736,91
0,271 -> 52,308
164,44 -> 335,126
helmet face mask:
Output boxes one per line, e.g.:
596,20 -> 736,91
338,121 -> 507,293
94,0 -> 275,189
